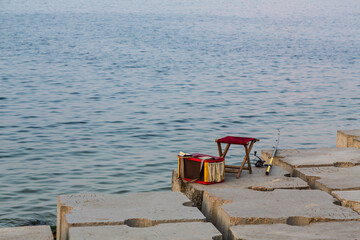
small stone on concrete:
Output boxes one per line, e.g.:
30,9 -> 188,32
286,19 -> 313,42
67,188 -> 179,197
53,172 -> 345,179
294,165 -> 360,193
229,221 -> 360,240
337,129 -> 360,149
332,190 -> 360,214
0,225 -> 53,240
69,222 -> 222,240
57,192 -> 205,240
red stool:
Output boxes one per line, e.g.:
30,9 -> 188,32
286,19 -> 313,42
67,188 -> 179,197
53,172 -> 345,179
215,136 -> 259,178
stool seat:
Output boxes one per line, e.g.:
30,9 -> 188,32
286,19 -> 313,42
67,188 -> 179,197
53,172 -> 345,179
216,136 -> 257,146
215,136 -> 259,178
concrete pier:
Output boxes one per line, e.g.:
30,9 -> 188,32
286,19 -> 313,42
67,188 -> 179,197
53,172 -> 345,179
57,192 -> 219,240
69,222 -> 222,240
332,190 -> 360,214
173,168 -> 360,239
0,225 -> 53,240
173,135 -> 360,239
337,129 -> 360,149
172,166 -> 309,208
204,188 -> 359,239
261,147 -> 360,174
294,165 -> 360,193
229,221 -> 360,240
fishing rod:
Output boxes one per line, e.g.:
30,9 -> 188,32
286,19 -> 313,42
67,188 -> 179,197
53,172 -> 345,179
265,130 -> 280,175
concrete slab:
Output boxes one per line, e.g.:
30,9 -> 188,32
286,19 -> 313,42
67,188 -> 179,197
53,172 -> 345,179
0,225 -> 53,240
261,148 -> 360,174
294,165 -> 360,193
229,221 -> 360,240
57,192 -> 206,240
172,167 -> 309,208
202,189 -> 360,239
337,129 -> 360,149
69,222 -> 222,240
332,190 -> 360,214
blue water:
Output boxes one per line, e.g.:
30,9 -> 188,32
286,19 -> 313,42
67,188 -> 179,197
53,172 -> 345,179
1,0 -> 359,227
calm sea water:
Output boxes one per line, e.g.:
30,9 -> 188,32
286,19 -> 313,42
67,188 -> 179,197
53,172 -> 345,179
1,0 -> 359,227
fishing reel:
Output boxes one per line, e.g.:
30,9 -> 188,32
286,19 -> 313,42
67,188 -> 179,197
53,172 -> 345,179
254,151 -> 267,168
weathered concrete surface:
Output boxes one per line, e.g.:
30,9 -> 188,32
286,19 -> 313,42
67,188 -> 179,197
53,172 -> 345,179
294,165 -> 360,193
332,190 -> 360,214
337,129 -> 360,149
57,192 -> 205,240
202,189 -> 360,240
69,222 -> 222,240
172,167 -> 309,208
229,221 -> 360,240
0,225 -> 53,240
261,148 -> 360,174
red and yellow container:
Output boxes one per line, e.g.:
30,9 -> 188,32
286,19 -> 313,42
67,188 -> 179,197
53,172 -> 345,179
178,153 -> 225,184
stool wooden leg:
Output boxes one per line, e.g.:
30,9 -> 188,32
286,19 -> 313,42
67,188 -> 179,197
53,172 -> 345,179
236,141 -> 255,178
246,140 -> 255,174
222,143 -> 232,172
222,143 -> 231,158
217,142 -> 223,157
236,153 -> 248,178
217,141 -> 231,158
